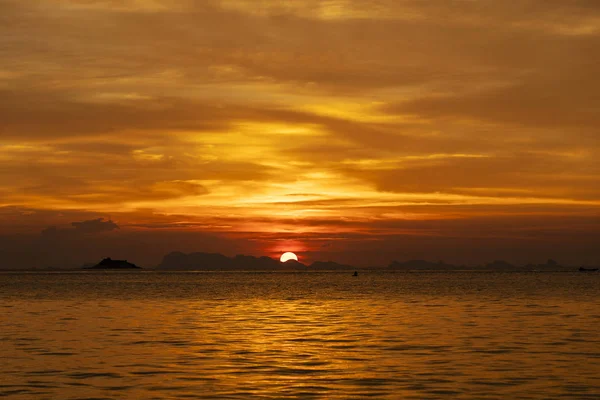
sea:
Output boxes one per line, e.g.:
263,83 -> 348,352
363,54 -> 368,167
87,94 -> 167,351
1,270 -> 599,399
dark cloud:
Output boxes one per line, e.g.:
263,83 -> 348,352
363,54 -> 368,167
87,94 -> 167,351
41,218 -> 119,238
71,218 -> 119,233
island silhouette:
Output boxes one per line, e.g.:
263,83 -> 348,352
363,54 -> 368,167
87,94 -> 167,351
86,257 -> 140,269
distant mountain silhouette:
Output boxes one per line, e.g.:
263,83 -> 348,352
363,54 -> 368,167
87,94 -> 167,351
388,258 -> 570,271
86,257 -> 140,269
158,252 -> 362,271
158,251 -> 306,270
523,259 -> 566,270
282,259 -> 305,269
67,252 -> 586,272
159,252 -> 582,271
234,254 -> 282,270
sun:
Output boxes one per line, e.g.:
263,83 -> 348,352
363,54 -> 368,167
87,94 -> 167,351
280,252 -> 298,262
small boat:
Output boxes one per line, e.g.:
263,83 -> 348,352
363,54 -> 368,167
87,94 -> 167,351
579,267 -> 599,272
352,271 -> 358,277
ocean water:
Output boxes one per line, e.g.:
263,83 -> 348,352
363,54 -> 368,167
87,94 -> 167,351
1,270 -> 599,399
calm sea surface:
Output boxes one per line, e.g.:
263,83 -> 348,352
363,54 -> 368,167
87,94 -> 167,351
1,270 -> 599,399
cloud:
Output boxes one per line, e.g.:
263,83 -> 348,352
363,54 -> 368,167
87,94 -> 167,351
41,218 -> 119,238
393,77 -> 600,130
1,0 -> 599,266
71,218 -> 119,234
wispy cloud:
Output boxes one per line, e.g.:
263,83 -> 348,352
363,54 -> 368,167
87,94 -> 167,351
1,0 -> 599,265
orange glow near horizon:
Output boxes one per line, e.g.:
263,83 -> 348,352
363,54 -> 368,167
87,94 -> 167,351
0,1 -> 599,267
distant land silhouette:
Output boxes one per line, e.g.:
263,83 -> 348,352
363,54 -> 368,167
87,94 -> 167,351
85,258 -> 140,269
65,253 -> 597,272
388,259 -> 571,271
154,252 -> 586,272
157,251 -> 353,271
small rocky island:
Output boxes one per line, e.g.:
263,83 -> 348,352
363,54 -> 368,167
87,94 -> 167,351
87,258 -> 140,269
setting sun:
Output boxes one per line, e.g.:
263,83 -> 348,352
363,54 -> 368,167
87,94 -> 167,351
280,252 -> 298,263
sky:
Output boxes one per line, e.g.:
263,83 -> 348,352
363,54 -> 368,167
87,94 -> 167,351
1,0 -> 599,268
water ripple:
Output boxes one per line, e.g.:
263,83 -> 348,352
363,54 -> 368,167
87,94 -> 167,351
0,271 -> 599,399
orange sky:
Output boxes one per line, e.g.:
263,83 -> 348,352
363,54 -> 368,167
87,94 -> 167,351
1,0 -> 599,267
